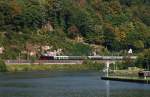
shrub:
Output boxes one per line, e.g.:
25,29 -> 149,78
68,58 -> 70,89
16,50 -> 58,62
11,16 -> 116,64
0,59 -> 7,72
83,60 -> 105,70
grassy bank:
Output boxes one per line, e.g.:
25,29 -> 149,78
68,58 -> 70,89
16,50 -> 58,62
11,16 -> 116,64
101,67 -> 150,84
6,63 -> 105,72
109,67 -> 143,77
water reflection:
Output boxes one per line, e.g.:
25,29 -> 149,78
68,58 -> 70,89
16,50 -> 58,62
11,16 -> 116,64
106,81 -> 110,97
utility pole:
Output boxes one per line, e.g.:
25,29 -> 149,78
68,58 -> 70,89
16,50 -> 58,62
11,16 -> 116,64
146,58 -> 149,71
18,52 -> 21,64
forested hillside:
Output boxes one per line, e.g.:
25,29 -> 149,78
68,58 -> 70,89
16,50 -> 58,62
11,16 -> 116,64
0,0 -> 149,59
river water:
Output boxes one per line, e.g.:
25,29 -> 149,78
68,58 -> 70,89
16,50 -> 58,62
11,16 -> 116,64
0,71 -> 150,97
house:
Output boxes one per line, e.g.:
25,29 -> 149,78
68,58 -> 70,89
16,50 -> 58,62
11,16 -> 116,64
41,46 -> 52,51
0,47 -> 4,54
128,49 -> 133,54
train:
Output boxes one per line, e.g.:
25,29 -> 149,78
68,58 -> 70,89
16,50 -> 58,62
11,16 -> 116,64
39,55 -> 137,60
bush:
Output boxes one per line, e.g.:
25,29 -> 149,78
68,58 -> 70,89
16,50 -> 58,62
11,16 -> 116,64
83,60 -> 105,70
135,49 -> 150,70
0,59 -> 7,72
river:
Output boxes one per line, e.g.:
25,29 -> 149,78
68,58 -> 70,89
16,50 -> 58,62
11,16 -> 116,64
0,71 -> 150,97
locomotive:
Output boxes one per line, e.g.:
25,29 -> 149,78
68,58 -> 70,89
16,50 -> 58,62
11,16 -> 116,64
40,55 -> 87,60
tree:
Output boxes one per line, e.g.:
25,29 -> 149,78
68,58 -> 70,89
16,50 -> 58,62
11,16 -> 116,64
133,40 -> 144,51
45,0 -> 63,28
67,25 -> 79,39
103,23 -> 116,50
0,58 -> 7,72
114,27 -> 126,42
135,49 -> 150,70
10,0 -> 22,17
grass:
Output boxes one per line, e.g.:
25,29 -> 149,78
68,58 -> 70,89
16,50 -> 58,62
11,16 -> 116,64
6,63 -> 105,72
102,67 -> 150,84
109,67 -> 144,77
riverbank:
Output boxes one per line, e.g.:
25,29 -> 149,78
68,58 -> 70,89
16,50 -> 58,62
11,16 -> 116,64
101,76 -> 150,84
6,63 -> 104,72
101,67 -> 150,84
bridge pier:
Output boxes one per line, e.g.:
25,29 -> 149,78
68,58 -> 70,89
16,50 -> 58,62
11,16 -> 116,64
104,61 -> 116,77
106,61 -> 110,77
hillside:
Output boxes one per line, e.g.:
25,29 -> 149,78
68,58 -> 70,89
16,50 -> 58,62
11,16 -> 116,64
0,0 -> 149,59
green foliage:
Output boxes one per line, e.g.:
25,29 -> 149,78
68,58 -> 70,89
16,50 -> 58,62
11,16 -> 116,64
135,49 -> 150,70
0,59 -> 7,72
64,42 -> 92,56
7,63 -> 105,72
83,60 -> 105,70
133,40 -> 144,51
0,0 -> 149,59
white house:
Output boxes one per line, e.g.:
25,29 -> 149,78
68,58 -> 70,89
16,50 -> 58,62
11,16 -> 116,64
128,48 -> 133,54
0,47 -> 4,54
